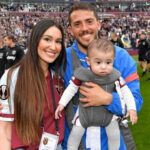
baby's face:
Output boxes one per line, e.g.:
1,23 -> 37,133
87,49 -> 114,77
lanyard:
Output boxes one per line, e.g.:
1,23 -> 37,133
49,70 -> 60,135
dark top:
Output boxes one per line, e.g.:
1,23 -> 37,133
0,47 -> 6,78
138,39 -> 149,61
5,45 -> 24,69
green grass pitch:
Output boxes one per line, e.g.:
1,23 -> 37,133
130,56 -> 150,150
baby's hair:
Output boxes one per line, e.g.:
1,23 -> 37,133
88,38 -> 115,57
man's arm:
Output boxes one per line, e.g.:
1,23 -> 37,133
108,47 -> 143,115
79,82 -> 112,107
16,46 -> 25,63
79,47 -> 143,116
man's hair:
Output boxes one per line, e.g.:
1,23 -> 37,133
88,38 -> 115,56
140,31 -> 146,36
68,2 -> 98,25
5,34 -> 16,42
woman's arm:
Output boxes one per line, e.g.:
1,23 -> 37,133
0,121 -> 11,150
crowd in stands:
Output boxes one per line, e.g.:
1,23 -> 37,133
0,2 -> 150,13
0,2 -> 150,80
0,2 -> 150,50
0,2 -> 70,12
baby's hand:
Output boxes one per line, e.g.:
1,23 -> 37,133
128,109 -> 138,125
55,104 -> 64,119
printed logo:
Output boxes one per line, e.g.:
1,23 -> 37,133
12,50 -> 16,55
0,53 -> 3,58
55,85 -> 64,95
0,85 -> 9,100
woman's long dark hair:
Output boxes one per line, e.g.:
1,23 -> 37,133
7,19 -> 66,144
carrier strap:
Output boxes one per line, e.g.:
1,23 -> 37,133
118,118 -> 136,150
71,48 -> 81,70
65,48 -> 84,149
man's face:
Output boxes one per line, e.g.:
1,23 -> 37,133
4,37 -> 11,47
140,34 -> 146,40
69,10 -> 100,51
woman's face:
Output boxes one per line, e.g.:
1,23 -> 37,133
38,26 -> 62,71
38,26 -> 62,69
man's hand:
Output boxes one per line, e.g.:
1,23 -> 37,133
79,82 -> 112,107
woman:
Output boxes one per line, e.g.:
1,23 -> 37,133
0,19 -> 66,150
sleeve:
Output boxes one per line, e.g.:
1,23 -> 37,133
16,46 -> 24,62
59,77 -> 81,107
106,47 -> 143,116
0,70 -> 14,121
115,77 -> 136,115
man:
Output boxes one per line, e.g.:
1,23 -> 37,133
63,2 -> 143,150
98,29 -> 108,40
4,35 -> 24,70
146,32 -> 150,80
0,36 -> 6,78
110,32 -> 124,48
137,32 -> 149,77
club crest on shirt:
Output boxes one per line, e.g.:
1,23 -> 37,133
54,76 -> 64,95
0,85 -> 9,100
55,85 -> 64,95
43,137 -> 48,145
12,50 -> 16,55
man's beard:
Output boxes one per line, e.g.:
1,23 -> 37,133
77,40 -> 88,50
76,31 -> 98,50
77,36 -> 98,50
